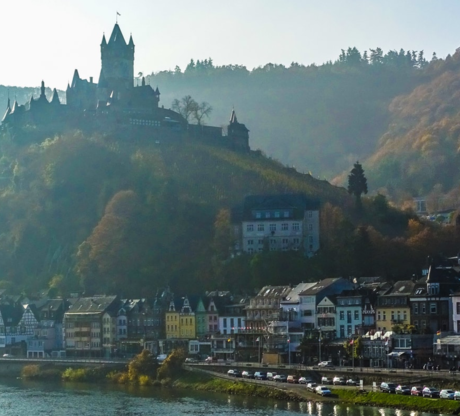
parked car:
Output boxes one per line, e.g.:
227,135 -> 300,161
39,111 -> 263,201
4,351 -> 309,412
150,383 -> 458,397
440,389 -> 455,400
273,374 -> 288,383
346,379 -> 358,386
242,371 -> 254,379
254,371 -> 267,380
395,385 -> 411,395
316,386 -> 332,396
454,391 -> 460,400
205,356 -> 214,363
267,372 -> 278,381
299,377 -> 312,385
411,386 -> 423,396
318,361 -> 334,367
287,375 -> 299,384
227,369 -> 242,378
380,382 -> 397,393
333,376 -> 346,385
185,358 -> 198,363
422,387 -> 440,398
2,354 -> 12,358
321,376 -> 332,384
306,382 -> 317,391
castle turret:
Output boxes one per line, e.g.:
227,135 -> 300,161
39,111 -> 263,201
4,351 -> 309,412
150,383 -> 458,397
227,109 -> 249,152
100,23 -> 134,92
51,88 -> 60,105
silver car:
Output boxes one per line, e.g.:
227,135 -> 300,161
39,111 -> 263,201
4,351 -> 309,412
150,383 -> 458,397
440,389 -> 455,399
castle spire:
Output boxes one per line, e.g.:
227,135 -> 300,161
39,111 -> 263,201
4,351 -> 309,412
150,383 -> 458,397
51,88 -> 60,105
40,80 -> 46,98
71,69 -> 80,88
108,23 -> 127,46
230,109 -> 238,124
101,33 -> 107,47
128,34 -> 134,48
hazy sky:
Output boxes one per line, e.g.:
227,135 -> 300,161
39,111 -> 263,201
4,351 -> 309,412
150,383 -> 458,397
2,0 -> 460,89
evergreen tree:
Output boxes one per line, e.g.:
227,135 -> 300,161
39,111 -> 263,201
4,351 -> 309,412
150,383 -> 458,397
347,161 -> 368,204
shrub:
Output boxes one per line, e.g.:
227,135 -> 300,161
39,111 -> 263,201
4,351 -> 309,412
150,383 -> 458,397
21,365 -> 40,379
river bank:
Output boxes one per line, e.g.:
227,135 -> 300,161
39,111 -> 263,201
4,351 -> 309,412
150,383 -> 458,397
18,361 -> 460,415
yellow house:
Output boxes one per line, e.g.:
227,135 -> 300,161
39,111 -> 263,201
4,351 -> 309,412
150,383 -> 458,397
375,280 -> 414,332
179,297 -> 196,339
165,301 -> 180,339
165,297 -> 196,339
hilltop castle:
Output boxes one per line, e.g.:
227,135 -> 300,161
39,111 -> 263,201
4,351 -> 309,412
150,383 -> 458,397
1,23 -> 250,152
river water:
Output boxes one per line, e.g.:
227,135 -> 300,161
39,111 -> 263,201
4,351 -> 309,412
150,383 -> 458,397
0,378 -> 442,416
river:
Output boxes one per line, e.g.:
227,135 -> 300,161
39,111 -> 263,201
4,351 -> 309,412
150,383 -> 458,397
0,378 -> 443,416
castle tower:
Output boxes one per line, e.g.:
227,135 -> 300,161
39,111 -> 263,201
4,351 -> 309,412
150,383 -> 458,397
100,24 -> 134,92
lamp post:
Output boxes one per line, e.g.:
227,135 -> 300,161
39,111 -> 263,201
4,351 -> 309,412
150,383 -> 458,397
318,327 -> 322,362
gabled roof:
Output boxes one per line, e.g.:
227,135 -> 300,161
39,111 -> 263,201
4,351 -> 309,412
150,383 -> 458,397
65,295 -> 118,315
281,282 -> 316,304
381,280 -> 415,296
255,285 -> 291,298
299,277 -> 345,296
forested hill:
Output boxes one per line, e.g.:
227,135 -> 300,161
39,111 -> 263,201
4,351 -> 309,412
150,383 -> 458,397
146,48 -> 433,179
0,130 -> 457,297
0,131 -> 346,296
358,51 -> 460,206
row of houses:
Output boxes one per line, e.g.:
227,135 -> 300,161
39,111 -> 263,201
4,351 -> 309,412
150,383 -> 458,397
4,256 -> 460,367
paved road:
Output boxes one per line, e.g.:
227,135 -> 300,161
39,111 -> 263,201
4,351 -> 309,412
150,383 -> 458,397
189,361 -> 460,380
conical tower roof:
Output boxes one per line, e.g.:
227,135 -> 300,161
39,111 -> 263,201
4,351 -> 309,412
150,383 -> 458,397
51,88 -> 60,105
108,23 -> 127,46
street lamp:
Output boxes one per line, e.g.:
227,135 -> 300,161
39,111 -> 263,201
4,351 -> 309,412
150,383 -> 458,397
318,327 -> 322,362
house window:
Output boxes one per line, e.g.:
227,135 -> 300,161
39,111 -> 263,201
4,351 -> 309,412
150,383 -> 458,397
270,224 -> 276,232
246,224 -> 254,232
308,211 -> 313,218
255,212 -> 261,219
377,311 -> 381,321
383,312 -> 386,321
354,310 -> 359,320
347,325 -> 352,336
275,212 -> 280,218
414,320 -> 418,328
283,211 -> 289,218
292,223 -> 300,231
265,212 -> 271,218
257,224 -> 264,232
223,318 -> 227,328
309,236 -> 313,243
421,303 -> 426,314
430,303 -> 437,314
339,311 -> 344,320
258,239 -> 263,245
248,240 -> 253,245
340,325 -> 345,337
347,311 -> 352,324
308,224 -> 313,231
414,303 -> 418,315
281,223 -> 288,231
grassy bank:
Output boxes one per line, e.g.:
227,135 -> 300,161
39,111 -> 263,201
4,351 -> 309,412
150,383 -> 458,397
174,371 -> 304,402
333,389 -> 460,414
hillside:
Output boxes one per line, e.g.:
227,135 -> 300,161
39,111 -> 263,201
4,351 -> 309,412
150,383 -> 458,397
147,49 -> 430,179
0,130 -> 348,295
0,128 -> 457,296
357,51 -> 460,206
